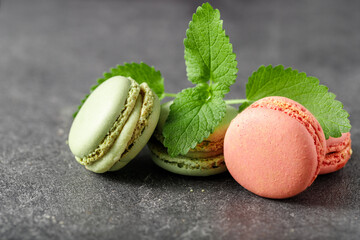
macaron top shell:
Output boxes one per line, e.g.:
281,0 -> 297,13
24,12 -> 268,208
225,107 -> 318,199
249,96 -> 326,181
224,96 -> 326,199
205,105 -> 239,142
85,93 -> 143,173
69,76 -> 140,165
69,76 -> 133,157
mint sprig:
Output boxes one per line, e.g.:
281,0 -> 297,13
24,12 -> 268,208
163,3 -> 238,156
240,65 -> 351,139
72,2 -> 351,157
73,62 -> 164,118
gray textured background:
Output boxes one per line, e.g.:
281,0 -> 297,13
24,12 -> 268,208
0,0 -> 359,239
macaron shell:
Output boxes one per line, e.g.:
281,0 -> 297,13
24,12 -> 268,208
249,96 -> 326,181
224,107 -> 318,199
320,132 -> 352,174
148,138 -> 227,176
155,101 -> 172,134
205,105 -> 238,142
326,132 -> 351,153
109,92 -> 160,171
69,76 -> 132,157
85,94 -> 143,173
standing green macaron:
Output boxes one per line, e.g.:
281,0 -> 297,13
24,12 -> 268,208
148,102 -> 238,176
68,76 -> 160,173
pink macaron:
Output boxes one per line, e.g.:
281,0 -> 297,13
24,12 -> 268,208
224,96 -> 326,199
320,132 -> 352,174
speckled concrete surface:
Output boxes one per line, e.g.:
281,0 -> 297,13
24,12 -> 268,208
0,0 -> 359,239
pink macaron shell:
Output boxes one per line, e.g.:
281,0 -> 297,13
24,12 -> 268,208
326,132 -> 351,153
224,107 -> 319,199
320,132 -> 352,175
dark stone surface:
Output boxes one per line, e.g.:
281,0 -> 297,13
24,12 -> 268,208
0,0 -> 359,239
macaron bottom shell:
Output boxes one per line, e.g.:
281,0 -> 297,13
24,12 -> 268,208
109,91 -> 160,171
148,138 -> 227,176
320,132 -> 352,175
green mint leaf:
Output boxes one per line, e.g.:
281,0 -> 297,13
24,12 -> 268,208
162,3 -> 238,156
73,62 -> 164,118
163,3 -> 238,156
241,65 -> 351,139
184,2 -> 237,95
163,85 -> 226,156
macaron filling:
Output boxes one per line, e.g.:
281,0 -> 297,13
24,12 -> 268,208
150,134 -> 226,172
326,132 -> 351,154
108,84 -> 160,172
323,143 -> 352,166
120,83 -> 155,158
185,140 -> 224,158
250,97 -> 326,184
76,79 -> 140,165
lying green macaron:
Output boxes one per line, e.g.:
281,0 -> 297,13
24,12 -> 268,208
68,76 -> 160,173
148,102 -> 238,176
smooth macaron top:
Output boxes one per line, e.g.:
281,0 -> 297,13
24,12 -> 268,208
249,96 -> 326,180
69,76 -> 134,157
224,96 -> 326,199
69,76 -> 140,166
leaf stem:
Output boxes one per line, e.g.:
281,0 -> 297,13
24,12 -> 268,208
163,93 -> 178,98
225,99 -> 248,105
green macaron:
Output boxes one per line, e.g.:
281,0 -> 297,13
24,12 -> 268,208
68,76 -> 160,173
148,102 -> 238,176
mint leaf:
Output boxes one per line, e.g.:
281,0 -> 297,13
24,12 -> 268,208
97,62 -> 165,98
184,2 -> 237,93
163,3 -> 238,156
73,62 -> 164,118
163,85 -> 226,156
241,65 -> 351,138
